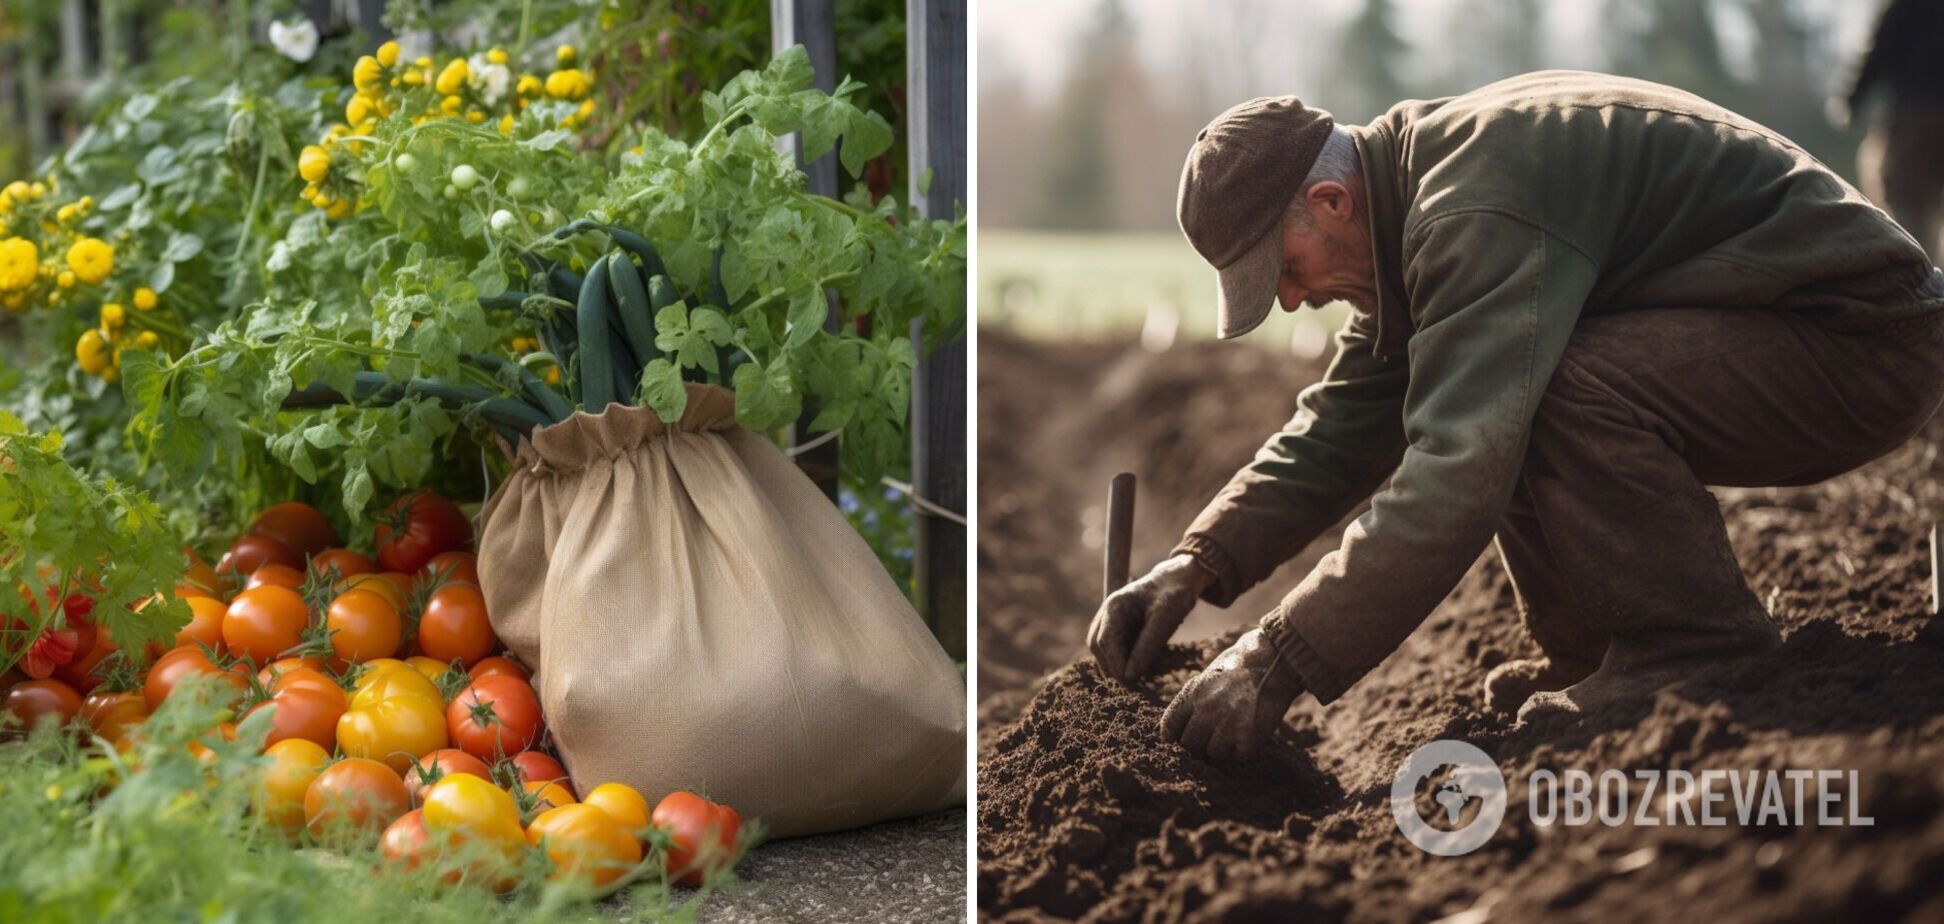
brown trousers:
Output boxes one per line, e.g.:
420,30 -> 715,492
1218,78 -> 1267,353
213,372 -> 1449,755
1497,307 -> 1944,673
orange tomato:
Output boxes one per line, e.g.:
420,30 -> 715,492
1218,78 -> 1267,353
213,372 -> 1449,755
269,666 -> 347,707
581,783 -> 650,836
417,583 -> 496,668
256,656 -> 326,688
422,551 -> 479,586
326,589 -> 401,665
336,573 -> 408,611
527,803 -> 642,887
467,656 -> 529,683
257,738 -> 331,836
653,791 -> 742,886
245,563 -> 306,591
187,721 -> 238,763
142,646 -> 249,712
251,502 -> 340,558
524,779 -> 577,814
222,585 -> 310,665
404,747 -> 494,807
177,596 -> 229,652
311,548 -> 377,579
177,547 -> 230,600
246,685 -> 346,751
305,757 -> 411,838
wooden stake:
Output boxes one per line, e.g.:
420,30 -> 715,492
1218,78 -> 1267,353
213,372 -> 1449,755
1105,473 -> 1136,600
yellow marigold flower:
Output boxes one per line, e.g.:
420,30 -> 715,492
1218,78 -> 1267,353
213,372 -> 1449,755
300,183 -> 320,200
326,198 -> 353,220
56,203 -> 79,224
346,94 -> 376,126
415,56 -> 432,69
298,145 -> 331,184
465,109 -> 485,124
498,114 -> 515,134
102,364 -> 119,383
376,40 -> 400,68
487,48 -> 508,65
57,271 -> 75,289
133,286 -> 157,310
28,182 -> 45,199
0,237 -> 37,291
401,68 -> 425,87
3,292 -> 27,314
100,302 -> 126,336
76,329 -> 109,373
545,69 -> 590,101
3,180 -> 30,201
577,99 -> 594,120
516,74 -> 542,97
435,58 -> 469,96
353,55 -> 383,92
67,237 -> 112,283
311,192 -> 332,209
556,44 -> 576,65
441,95 -> 463,115
134,330 -> 159,350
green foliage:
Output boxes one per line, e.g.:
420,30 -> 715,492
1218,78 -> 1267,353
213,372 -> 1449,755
0,413 -> 187,669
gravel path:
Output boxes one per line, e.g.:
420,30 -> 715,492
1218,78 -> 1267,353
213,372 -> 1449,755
689,810 -> 966,922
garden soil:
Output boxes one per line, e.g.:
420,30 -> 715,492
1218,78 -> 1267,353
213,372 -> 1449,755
977,326 -> 1944,922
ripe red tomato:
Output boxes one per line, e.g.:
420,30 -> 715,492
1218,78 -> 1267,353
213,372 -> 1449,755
404,747 -> 494,807
417,584 -> 496,668
224,531 -> 305,575
305,757 -> 411,838
325,589 -> 402,665
422,551 -> 480,587
468,656 -> 529,683
504,750 -> 573,795
652,791 -> 742,886
311,548 -> 377,579
80,689 -> 148,743
222,585 -> 311,665
246,685 -> 347,751
251,502 -> 340,558
447,675 -> 543,762
245,563 -> 306,591
142,646 -> 250,712
374,492 -> 473,574
176,596 -> 229,652
5,678 -> 82,733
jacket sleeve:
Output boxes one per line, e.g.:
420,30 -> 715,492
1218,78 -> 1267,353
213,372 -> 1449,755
1258,211 -> 1599,704
1171,309 -> 1410,607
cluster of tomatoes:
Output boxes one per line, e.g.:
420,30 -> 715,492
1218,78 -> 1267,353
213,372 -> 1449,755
1,492 -> 742,892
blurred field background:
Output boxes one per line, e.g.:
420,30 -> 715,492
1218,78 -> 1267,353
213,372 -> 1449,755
978,0 -> 1881,349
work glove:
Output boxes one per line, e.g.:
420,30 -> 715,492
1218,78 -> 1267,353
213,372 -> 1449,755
1087,553 -> 1214,680
1161,628 -> 1305,763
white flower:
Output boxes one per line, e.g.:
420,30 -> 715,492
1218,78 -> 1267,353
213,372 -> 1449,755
468,56 -> 513,106
268,18 -> 319,63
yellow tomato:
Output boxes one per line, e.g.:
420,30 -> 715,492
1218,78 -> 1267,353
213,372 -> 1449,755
422,772 -> 524,844
524,779 -> 577,814
580,783 -> 650,835
351,664 -> 442,710
256,738 -> 331,836
297,145 -> 330,184
337,695 -> 448,774
406,656 -> 451,684
526,804 -> 641,887
375,41 -> 400,68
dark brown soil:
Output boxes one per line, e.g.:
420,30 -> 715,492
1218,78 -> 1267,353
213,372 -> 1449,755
976,327 -> 1944,923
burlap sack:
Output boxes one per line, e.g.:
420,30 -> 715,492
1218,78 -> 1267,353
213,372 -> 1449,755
476,384 -> 965,838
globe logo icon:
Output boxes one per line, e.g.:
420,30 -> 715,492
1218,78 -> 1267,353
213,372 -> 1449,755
1391,739 -> 1506,856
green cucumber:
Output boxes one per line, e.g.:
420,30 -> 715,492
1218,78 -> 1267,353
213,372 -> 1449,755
576,255 -> 616,411
608,256 -> 661,367
461,353 -> 573,423
709,245 -> 731,311
604,225 -> 668,281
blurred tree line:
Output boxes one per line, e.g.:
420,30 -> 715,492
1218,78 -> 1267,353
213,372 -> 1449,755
981,0 -> 1869,232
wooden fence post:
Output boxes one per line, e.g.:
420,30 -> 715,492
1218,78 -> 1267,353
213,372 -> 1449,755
906,0 -> 966,659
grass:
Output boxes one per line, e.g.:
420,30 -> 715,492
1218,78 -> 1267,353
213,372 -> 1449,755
0,681 -> 731,924
978,230 -> 1348,352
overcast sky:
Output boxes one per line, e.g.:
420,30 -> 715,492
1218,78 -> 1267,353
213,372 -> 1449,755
979,0 -> 1879,103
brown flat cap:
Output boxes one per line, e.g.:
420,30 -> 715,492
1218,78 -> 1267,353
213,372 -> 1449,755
1177,97 -> 1334,339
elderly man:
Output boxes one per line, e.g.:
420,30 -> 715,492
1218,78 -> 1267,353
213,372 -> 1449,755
1088,71 -> 1944,762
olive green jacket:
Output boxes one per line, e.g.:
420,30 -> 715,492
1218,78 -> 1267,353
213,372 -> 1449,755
1174,71 -> 1944,704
